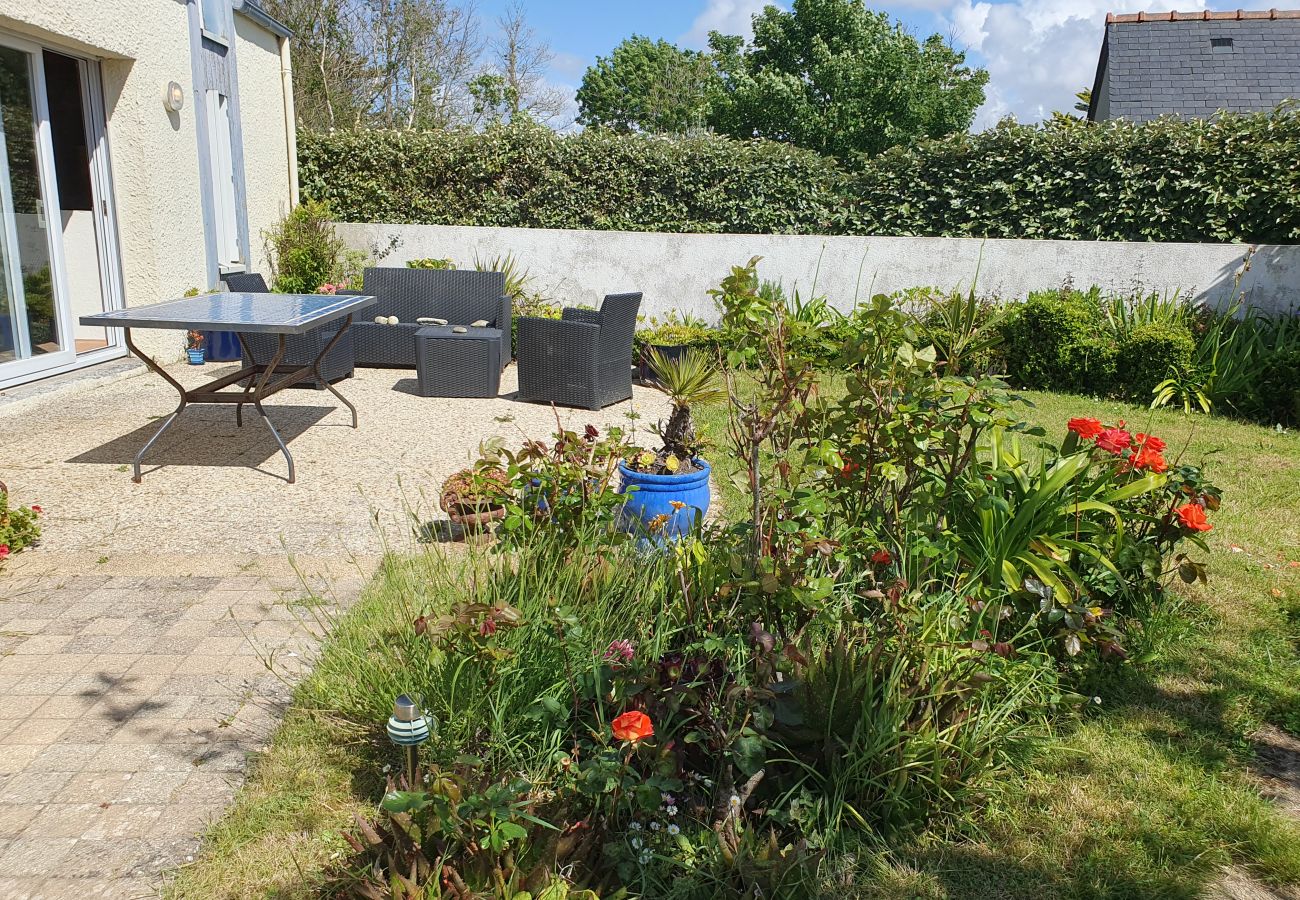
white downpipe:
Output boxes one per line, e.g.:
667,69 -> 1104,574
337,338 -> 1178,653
279,36 -> 299,207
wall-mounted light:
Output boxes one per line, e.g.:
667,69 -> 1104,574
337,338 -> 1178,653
162,80 -> 186,113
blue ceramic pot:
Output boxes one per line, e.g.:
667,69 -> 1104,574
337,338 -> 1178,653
618,459 -> 711,539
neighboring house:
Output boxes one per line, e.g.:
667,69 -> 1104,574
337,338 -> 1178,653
1088,9 -> 1300,122
0,0 -> 297,390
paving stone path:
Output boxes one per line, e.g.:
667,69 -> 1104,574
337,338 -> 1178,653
0,553 -> 373,900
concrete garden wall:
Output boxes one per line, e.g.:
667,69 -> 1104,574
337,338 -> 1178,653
335,223 -> 1300,323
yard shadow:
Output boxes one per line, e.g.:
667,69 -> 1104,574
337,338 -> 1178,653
67,405 -> 335,472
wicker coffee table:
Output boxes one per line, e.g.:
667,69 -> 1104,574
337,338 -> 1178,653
413,326 -> 503,398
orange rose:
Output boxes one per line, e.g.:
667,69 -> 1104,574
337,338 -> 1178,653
611,710 -> 654,743
1175,503 -> 1212,532
1135,433 -> 1166,453
1131,447 -> 1168,473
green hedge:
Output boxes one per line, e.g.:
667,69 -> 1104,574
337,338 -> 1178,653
298,126 -> 843,234
300,111 -> 1300,243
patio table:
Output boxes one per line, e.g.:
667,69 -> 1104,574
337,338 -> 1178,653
81,292 -> 376,484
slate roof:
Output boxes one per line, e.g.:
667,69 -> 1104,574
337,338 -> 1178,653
1087,9 -> 1300,122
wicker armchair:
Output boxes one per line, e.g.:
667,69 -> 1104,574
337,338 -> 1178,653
350,268 -> 511,369
516,292 -> 643,410
224,273 -> 355,387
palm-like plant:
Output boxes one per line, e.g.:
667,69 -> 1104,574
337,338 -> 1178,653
645,347 -> 724,468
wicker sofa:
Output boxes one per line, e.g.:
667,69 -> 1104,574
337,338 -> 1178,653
348,268 -> 510,369
224,273 -> 355,388
516,292 -> 642,410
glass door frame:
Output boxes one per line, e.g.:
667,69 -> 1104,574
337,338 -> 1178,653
0,32 -> 125,391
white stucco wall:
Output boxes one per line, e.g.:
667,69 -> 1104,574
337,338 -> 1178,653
0,0 -> 293,363
336,223 -> 1300,322
234,13 -> 291,278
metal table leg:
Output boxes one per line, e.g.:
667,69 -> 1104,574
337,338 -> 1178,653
313,314 -> 358,428
249,334 -> 293,483
124,328 -> 187,484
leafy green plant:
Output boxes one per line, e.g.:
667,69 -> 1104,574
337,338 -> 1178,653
634,312 -> 716,351
912,283 -> 1008,376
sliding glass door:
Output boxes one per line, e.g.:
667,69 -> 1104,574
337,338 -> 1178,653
0,34 -> 71,382
0,34 -> 122,389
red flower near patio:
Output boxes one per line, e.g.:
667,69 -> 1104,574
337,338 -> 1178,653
611,710 -> 654,743
29,505 -> 42,515
1134,433 -> 1166,453
0,545 -> 9,560
1095,428 -> 1132,454
871,549 -> 893,565
1176,503 -> 1213,532
1067,417 -> 1104,440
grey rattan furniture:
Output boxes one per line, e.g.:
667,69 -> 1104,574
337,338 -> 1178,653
225,273 -> 355,388
350,268 -> 511,369
414,326 -> 503,398
515,292 -> 643,410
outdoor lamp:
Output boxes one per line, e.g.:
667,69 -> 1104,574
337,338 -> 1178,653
386,693 -> 434,787
162,80 -> 185,113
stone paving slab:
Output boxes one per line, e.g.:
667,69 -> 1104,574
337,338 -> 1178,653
0,552 -> 373,900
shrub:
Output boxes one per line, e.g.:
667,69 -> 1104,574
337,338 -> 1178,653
406,257 -> 453,269
1116,321 -> 1196,402
1255,348 -> 1300,425
262,199 -> 347,293
1002,287 -> 1117,394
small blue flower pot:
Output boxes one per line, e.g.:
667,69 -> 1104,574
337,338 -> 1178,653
618,459 -> 711,539
186,348 -> 205,365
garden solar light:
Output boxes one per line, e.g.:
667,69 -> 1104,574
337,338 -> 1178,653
387,693 -> 433,786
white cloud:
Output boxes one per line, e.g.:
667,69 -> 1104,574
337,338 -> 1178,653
938,0 -> 1214,128
550,51 -> 587,80
680,0 -> 779,48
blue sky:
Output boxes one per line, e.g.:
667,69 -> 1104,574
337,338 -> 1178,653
473,0 -> 1286,129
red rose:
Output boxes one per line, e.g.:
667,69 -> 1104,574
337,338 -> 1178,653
1134,433 -> 1166,453
1175,503 -> 1212,532
1095,428 -> 1132,454
1067,417 -> 1104,440
871,549 -> 892,565
611,710 -> 654,743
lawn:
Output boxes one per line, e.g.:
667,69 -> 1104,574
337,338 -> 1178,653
170,389 -> 1300,899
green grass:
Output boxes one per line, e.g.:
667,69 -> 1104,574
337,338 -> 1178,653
174,390 -> 1300,899
698,388 -> 1300,897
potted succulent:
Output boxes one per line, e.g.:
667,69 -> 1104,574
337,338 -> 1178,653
619,348 -> 721,539
634,312 -> 714,384
439,466 -> 510,535
185,330 -> 205,365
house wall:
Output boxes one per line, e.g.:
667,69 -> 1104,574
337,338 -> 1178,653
335,223 -> 1300,322
233,13 -> 290,277
0,0 -> 293,362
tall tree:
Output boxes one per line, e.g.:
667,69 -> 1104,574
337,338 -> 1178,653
264,0 -> 481,130
575,35 -> 720,133
482,0 -> 565,124
708,0 -> 988,157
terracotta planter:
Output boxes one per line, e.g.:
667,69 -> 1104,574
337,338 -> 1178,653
439,491 -> 506,531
